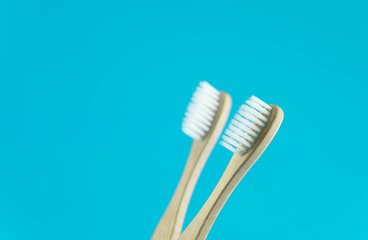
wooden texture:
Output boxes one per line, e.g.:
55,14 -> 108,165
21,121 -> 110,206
178,104 -> 284,240
151,92 -> 232,240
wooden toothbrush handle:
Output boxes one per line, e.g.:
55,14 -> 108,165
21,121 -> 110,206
178,105 -> 284,240
151,143 -> 211,240
177,154 -> 256,240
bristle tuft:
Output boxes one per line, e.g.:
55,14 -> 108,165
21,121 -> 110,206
220,96 -> 271,156
182,82 -> 220,140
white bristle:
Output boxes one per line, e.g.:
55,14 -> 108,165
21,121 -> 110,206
182,81 -> 220,141
220,95 -> 272,156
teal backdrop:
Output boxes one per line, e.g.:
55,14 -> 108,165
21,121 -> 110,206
1,0 -> 367,239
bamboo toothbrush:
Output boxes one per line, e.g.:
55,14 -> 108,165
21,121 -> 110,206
178,96 -> 283,240
151,82 -> 231,240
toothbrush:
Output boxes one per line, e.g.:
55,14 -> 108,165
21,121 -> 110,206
151,82 -> 232,240
178,96 -> 284,240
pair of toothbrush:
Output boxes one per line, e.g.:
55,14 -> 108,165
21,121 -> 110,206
152,82 -> 283,240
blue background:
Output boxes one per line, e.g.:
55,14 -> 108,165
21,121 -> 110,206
1,0 -> 367,239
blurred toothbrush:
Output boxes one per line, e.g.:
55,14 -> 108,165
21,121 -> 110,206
151,82 -> 231,240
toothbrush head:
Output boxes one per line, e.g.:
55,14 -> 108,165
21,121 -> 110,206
220,96 -> 272,156
182,81 -> 221,141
